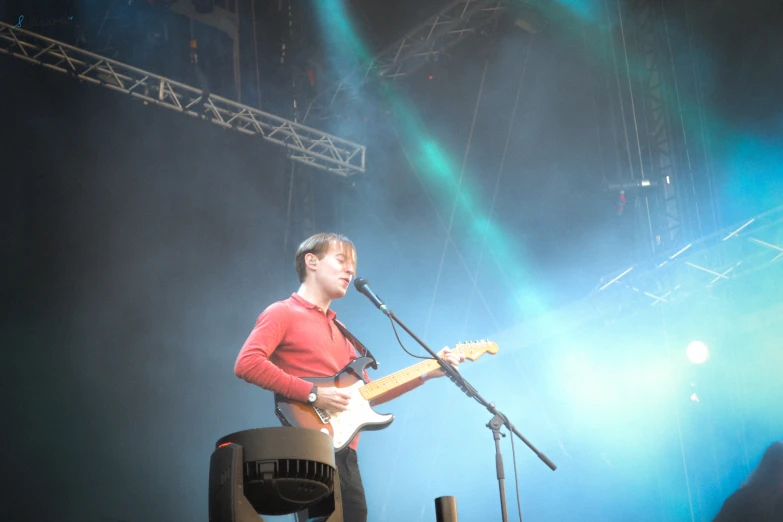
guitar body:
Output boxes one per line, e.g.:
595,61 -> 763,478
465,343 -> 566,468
273,341 -> 499,451
274,357 -> 394,451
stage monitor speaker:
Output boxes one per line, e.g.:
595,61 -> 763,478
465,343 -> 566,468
209,427 -> 342,522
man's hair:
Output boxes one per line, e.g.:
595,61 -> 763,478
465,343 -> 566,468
294,233 -> 356,283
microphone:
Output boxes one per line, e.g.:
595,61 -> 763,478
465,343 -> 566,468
353,277 -> 390,315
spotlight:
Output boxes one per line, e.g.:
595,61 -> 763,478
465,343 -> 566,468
686,341 -> 709,364
606,179 -> 660,191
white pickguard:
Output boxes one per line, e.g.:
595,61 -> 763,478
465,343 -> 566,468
322,381 -> 393,449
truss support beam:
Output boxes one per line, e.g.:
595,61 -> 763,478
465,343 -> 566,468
367,0 -> 510,80
308,0 -> 511,121
634,0 -> 680,251
597,205 -> 783,308
0,22 -> 366,177
612,0 -> 718,255
492,206 -> 783,352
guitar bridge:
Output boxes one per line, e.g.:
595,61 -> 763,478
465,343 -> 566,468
313,406 -> 331,424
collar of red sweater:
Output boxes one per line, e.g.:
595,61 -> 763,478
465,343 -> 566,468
290,292 -> 337,320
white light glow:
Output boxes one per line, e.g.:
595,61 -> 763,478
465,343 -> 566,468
686,341 -> 709,364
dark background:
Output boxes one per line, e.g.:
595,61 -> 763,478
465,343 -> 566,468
2,0 -> 782,520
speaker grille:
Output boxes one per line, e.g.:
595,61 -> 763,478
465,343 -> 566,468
245,458 -> 334,488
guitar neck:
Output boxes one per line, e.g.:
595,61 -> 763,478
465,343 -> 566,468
359,358 -> 442,402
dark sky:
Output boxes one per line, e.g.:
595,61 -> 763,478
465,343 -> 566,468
2,1 -> 783,522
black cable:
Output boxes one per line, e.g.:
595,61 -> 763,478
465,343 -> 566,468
387,314 -> 432,360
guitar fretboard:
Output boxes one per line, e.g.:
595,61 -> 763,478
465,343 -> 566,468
358,358 -> 444,401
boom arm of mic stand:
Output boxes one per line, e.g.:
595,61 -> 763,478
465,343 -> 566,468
488,404 -> 557,471
384,309 -> 557,471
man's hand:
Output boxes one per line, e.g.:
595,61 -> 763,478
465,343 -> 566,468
313,386 -> 351,412
431,346 -> 466,378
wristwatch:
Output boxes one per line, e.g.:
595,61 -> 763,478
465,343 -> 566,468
307,385 -> 318,404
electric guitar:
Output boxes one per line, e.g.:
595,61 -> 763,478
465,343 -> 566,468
274,340 -> 499,451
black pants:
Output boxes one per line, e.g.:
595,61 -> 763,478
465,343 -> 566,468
298,448 -> 367,522
335,448 -> 368,522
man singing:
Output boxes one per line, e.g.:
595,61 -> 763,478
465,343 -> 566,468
234,233 -> 464,521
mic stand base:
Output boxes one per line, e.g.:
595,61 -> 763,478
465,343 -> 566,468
364,304 -> 555,522
489,411 -> 509,522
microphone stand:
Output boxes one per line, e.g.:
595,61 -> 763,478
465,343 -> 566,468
367,297 -> 557,522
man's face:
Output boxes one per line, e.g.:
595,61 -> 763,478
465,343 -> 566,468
313,241 -> 356,299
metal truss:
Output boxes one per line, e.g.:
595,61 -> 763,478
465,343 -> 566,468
0,21 -> 366,176
307,0 -> 510,120
492,207 -> 783,364
611,0 -> 719,255
597,206 -> 783,308
633,0 -> 681,251
366,0 -> 509,79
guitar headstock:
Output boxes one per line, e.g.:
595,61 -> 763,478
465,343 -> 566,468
454,340 -> 499,361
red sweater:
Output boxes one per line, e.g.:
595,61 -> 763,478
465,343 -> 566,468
235,294 -> 356,402
235,293 -> 424,450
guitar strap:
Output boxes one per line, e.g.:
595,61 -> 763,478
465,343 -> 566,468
334,320 -> 379,370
